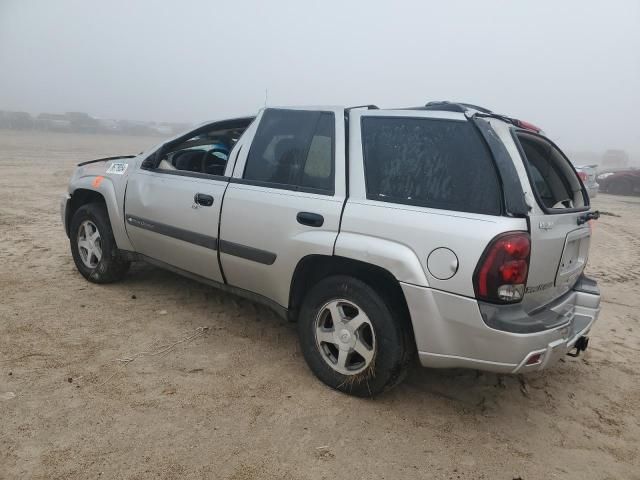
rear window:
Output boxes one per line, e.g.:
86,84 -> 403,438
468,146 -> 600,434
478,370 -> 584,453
515,131 -> 587,211
361,117 -> 501,215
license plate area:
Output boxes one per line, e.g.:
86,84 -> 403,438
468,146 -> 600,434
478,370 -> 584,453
556,228 -> 590,288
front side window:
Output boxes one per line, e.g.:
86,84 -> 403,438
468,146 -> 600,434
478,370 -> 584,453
361,117 -> 501,215
158,141 -> 230,176
152,120 -> 251,176
243,109 -> 334,193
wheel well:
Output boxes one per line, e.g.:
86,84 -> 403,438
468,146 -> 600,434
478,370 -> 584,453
65,189 -> 106,236
288,255 -> 412,324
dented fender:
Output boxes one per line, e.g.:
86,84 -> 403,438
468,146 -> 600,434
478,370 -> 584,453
334,232 -> 430,286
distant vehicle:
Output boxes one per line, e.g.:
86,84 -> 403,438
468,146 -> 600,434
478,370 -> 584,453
597,169 -> 640,196
574,165 -> 598,198
61,102 -> 601,396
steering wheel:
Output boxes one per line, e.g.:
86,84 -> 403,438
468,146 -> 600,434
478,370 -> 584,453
203,148 -> 229,175
207,148 -> 228,162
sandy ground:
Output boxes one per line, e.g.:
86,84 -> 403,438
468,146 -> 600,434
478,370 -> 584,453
1,129 -> 639,480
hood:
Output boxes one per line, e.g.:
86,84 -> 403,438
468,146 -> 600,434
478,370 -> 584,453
77,154 -> 137,167
69,154 -> 141,194
74,155 -> 139,176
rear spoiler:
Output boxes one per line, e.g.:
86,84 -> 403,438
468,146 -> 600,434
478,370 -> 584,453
422,101 -> 544,134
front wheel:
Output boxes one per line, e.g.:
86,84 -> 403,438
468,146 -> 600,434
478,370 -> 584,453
298,275 -> 413,397
69,203 -> 130,283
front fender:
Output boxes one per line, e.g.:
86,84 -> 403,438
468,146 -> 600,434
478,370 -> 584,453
69,160 -> 134,251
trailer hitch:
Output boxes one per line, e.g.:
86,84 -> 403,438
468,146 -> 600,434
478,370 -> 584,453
567,336 -> 589,357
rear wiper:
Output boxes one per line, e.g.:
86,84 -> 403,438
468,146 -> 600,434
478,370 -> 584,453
577,211 -> 600,225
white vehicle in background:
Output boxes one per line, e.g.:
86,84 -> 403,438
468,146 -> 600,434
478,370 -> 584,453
574,165 -> 599,198
61,101 -> 601,397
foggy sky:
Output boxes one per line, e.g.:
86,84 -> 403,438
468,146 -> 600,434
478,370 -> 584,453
1,0 -> 639,153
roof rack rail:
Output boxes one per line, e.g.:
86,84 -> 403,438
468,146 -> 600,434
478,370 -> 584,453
423,101 -> 493,114
345,104 -> 379,112
415,101 -> 543,134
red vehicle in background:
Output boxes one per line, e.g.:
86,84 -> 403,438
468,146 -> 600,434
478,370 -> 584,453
597,169 -> 640,196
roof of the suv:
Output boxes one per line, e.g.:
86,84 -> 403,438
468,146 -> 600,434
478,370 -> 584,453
346,101 -> 517,126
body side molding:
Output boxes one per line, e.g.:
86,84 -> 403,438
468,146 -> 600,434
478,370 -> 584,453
126,215 -> 218,250
125,215 -> 277,265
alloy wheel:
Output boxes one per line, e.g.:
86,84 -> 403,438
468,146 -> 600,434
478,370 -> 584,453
314,299 -> 376,375
77,220 -> 102,268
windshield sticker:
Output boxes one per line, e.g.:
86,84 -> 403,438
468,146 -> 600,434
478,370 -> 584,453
106,162 -> 128,175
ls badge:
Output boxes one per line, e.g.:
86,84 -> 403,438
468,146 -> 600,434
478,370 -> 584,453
539,221 -> 554,230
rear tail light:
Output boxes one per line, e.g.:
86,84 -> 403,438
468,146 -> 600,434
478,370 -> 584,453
473,232 -> 531,303
577,171 -> 588,182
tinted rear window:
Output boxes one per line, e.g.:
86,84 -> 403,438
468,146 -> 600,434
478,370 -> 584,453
361,117 -> 501,215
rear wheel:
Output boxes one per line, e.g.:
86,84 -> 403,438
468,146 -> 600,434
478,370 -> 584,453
298,275 -> 413,397
70,203 -> 130,283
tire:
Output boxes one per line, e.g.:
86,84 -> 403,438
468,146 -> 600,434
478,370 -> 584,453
69,203 -> 130,283
298,275 -> 414,397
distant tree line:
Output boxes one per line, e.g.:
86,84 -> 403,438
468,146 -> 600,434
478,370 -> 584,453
0,109 -> 192,137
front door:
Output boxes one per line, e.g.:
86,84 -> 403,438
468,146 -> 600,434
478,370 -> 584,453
125,170 -> 226,281
124,119 -> 252,282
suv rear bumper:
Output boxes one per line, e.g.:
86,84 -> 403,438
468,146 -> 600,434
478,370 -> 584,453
401,277 -> 600,374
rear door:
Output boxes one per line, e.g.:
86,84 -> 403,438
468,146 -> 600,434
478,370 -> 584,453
219,107 -> 345,307
508,129 -> 592,311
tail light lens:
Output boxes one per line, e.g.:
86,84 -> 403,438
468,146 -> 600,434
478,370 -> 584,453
577,171 -> 588,182
473,232 -> 531,303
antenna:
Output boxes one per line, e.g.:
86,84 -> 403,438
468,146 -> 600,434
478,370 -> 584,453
264,88 -> 268,107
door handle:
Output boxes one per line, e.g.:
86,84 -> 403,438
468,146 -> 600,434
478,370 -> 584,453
194,193 -> 214,207
297,212 -> 324,227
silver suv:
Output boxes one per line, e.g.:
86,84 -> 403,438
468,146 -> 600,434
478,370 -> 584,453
61,101 -> 601,396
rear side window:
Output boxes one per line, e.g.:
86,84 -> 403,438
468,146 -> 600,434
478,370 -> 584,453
515,132 -> 587,211
361,117 -> 501,215
243,109 -> 334,193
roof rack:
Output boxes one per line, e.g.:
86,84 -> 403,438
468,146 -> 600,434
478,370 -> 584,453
422,101 -> 494,114
345,104 -> 379,112
422,101 -> 545,133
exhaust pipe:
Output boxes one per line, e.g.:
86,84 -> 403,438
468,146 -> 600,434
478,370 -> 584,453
567,336 -> 589,357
